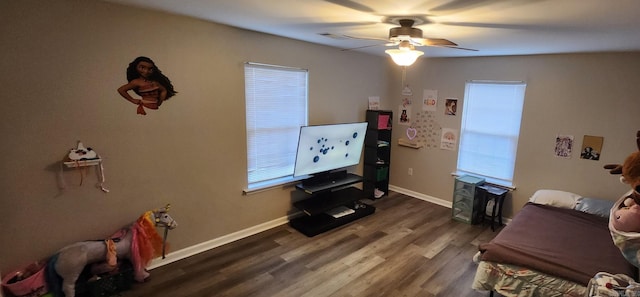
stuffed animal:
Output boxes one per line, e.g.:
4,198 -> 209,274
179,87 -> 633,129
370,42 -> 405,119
606,131 -> 640,231
67,142 -> 98,161
613,196 -> 640,232
620,151 -> 640,203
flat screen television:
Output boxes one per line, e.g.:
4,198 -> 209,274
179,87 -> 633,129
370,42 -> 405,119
293,122 -> 368,183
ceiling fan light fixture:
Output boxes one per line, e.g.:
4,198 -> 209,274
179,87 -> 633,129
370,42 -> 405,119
385,48 -> 424,66
398,40 -> 414,50
389,25 -> 423,40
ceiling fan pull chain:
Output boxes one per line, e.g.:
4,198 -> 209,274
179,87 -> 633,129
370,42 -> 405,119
401,66 -> 406,87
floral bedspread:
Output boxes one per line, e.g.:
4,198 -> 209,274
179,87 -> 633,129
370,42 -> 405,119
472,261 -> 587,297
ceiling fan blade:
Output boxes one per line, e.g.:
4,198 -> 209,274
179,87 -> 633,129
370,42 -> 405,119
432,45 -> 479,51
342,34 -> 390,43
340,43 -> 387,51
324,0 -> 376,13
421,38 -> 458,46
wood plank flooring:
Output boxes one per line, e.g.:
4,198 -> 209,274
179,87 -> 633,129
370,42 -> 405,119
121,191 -> 501,297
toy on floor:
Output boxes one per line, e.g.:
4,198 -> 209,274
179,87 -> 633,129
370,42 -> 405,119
46,204 -> 177,297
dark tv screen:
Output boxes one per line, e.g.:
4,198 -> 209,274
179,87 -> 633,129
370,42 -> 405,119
293,122 -> 368,177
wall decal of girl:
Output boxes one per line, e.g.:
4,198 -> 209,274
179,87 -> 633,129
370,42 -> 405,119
117,56 -> 177,115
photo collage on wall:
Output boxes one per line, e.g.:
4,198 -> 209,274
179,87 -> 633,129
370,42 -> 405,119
393,88 -> 458,149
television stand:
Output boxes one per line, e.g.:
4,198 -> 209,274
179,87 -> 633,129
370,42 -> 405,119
290,173 -> 375,237
296,171 -> 363,194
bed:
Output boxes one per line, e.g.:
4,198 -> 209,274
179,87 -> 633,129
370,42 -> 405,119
472,190 -> 638,297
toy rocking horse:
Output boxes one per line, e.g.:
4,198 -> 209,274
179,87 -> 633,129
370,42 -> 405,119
46,204 -> 177,297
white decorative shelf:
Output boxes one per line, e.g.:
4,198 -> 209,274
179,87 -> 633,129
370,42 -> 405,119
63,158 -> 102,168
397,138 -> 423,149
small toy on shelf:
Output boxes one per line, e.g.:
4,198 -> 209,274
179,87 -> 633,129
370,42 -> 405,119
61,141 -> 109,192
64,141 -> 101,168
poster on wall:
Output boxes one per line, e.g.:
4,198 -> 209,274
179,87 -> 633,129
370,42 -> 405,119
580,135 -> 604,160
399,105 -> 412,126
423,89 -> 438,112
117,56 -> 178,115
368,96 -> 380,110
445,98 -> 458,116
399,97 -> 412,126
554,135 -> 574,158
440,128 -> 458,150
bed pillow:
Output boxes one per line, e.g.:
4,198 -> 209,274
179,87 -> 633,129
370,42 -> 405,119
529,189 -> 582,209
575,197 -> 615,218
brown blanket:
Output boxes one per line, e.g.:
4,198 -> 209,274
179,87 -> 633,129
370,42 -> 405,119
479,202 -> 636,286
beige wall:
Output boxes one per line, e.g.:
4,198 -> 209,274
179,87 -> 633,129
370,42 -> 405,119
3,0 -> 640,274
0,1 -> 390,271
390,53 -> 640,217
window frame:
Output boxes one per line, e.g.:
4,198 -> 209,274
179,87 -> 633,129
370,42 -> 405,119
456,80 -> 526,188
244,62 -> 309,193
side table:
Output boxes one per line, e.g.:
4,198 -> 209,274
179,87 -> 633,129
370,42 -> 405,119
478,185 -> 509,231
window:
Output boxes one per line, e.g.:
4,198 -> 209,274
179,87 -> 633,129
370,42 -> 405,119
457,81 -> 526,187
244,62 -> 308,191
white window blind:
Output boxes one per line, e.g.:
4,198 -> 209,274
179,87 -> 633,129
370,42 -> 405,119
457,81 -> 526,187
245,63 -> 308,189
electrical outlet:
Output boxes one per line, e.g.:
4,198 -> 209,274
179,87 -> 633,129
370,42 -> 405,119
408,168 -> 413,176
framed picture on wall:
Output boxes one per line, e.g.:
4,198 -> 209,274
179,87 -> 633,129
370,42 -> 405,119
445,98 -> 457,116
554,135 -> 574,158
580,135 -> 603,160
399,105 -> 412,126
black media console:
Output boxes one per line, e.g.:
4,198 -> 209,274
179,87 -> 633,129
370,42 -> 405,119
289,172 -> 375,237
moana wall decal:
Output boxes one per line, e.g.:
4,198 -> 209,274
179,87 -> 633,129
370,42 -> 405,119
117,56 -> 177,115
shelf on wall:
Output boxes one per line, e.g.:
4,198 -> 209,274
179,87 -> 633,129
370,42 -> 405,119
397,138 -> 423,149
63,158 -> 102,168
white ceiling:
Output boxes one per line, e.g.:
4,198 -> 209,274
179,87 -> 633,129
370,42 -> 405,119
104,0 -> 640,58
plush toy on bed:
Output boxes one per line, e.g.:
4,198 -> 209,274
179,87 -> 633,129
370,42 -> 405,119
612,192 -> 640,232
606,131 -> 640,232
605,130 -> 640,268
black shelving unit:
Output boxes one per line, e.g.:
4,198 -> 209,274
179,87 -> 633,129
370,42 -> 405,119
363,110 -> 392,199
290,173 -> 375,237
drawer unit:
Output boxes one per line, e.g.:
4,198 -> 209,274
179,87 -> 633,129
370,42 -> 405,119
452,175 -> 485,224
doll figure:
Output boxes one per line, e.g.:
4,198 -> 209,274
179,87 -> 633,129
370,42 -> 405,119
117,56 -> 177,115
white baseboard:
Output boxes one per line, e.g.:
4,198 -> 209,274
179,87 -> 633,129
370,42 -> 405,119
389,185 -> 511,225
388,185 -> 452,208
147,185 -> 506,271
147,214 -> 294,270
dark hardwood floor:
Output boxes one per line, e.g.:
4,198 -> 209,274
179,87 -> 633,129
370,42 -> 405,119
121,191 -> 500,297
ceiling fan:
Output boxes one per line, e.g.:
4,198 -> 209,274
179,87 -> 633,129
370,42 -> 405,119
320,0 -> 545,57
335,16 -> 477,66
340,16 -> 478,53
